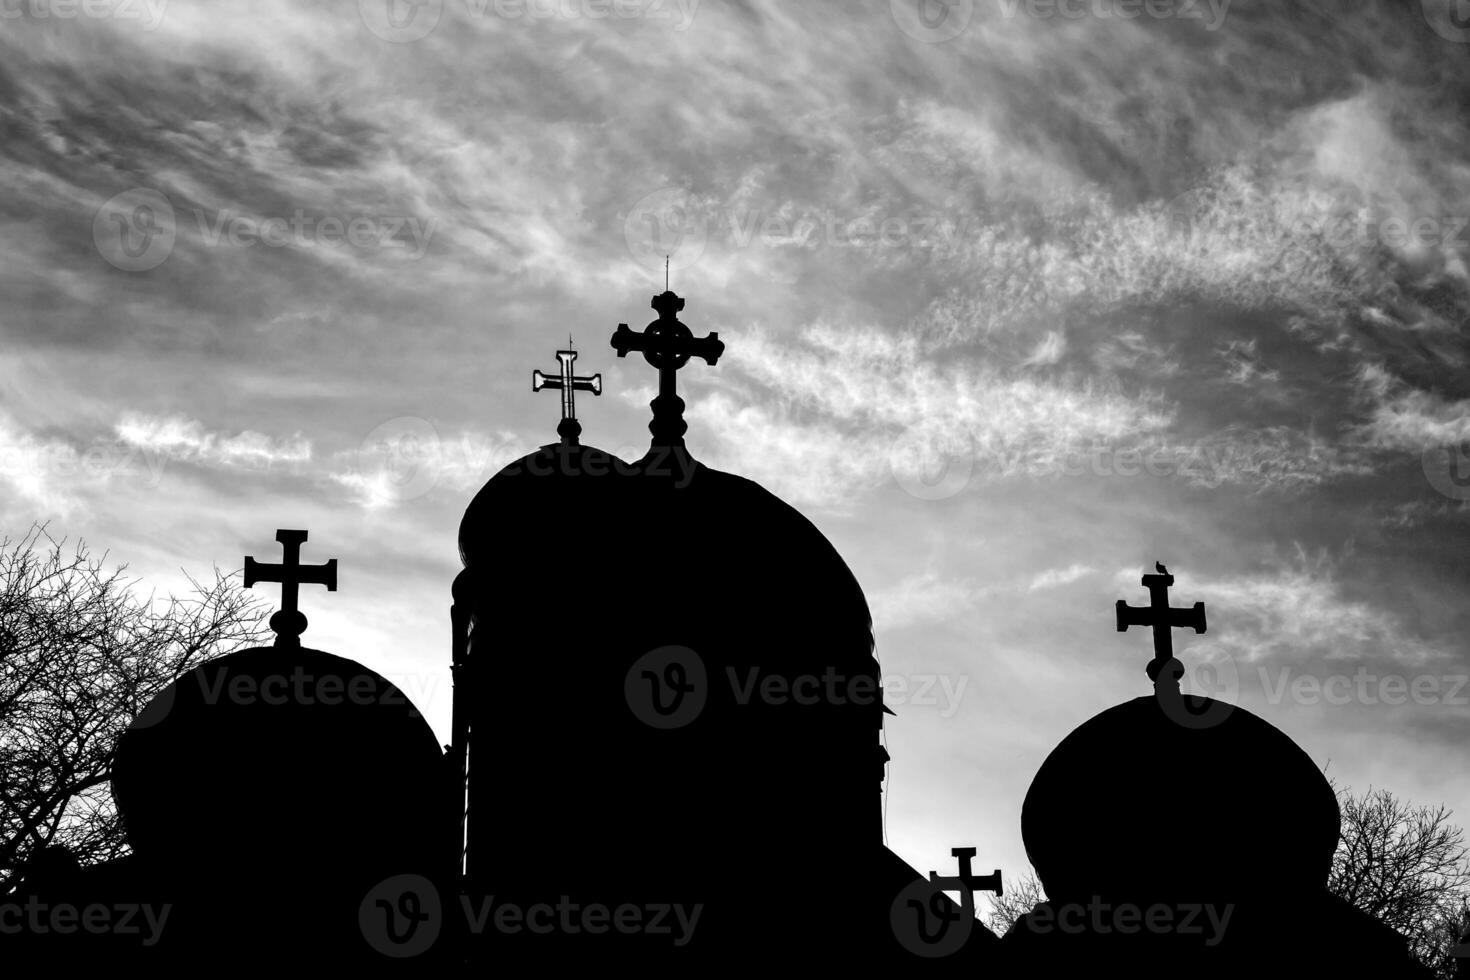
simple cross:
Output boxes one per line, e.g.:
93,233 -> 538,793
610,290 -> 724,447
532,348 -> 602,444
244,529 -> 338,649
1116,562 -> 1206,684
929,847 -> 1003,905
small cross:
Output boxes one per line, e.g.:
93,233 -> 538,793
532,348 -> 602,444
610,290 -> 724,448
243,529 -> 338,649
1116,562 -> 1206,685
929,847 -> 1003,907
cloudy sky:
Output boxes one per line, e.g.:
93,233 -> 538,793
3,0 -> 1470,885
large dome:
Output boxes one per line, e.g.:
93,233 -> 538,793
455,443 -> 886,910
1021,693 -> 1340,902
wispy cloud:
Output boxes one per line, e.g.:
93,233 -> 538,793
1028,563 -> 1095,592
115,413 -> 312,469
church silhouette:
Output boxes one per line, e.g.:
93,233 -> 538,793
1,290 -> 1435,975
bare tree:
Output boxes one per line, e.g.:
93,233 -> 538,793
1329,784 -> 1470,977
985,870 -> 1047,936
0,525 -> 268,894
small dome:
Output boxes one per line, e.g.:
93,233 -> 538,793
113,646 -> 443,875
1021,694 -> 1340,902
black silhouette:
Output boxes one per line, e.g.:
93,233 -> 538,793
532,346 -> 601,445
9,532 -> 448,970
450,292 -> 995,966
1114,563 -> 1205,684
243,529 -> 338,648
4,292 -> 1441,973
611,289 -> 723,451
1006,567 -> 1433,976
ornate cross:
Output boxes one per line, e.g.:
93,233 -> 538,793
1116,562 -> 1206,684
610,290 -> 724,447
929,847 -> 1003,906
532,348 -> 602,444
244,529 -> 338,649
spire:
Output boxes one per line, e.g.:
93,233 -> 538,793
243,529 -> 338,649
532,348 -> 603,445
1115,562 -> 1207,690
610,289 -> 724,450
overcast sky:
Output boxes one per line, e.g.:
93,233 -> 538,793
2,0 -> 1469,885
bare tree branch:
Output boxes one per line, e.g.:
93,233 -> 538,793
0,524 -> 269,894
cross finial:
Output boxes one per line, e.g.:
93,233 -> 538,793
1116,562 -> 1207,688
533,348 -> 602,445
929,847 -> 1003,904
610,289 -> 724,449
243,529 -> 338,649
